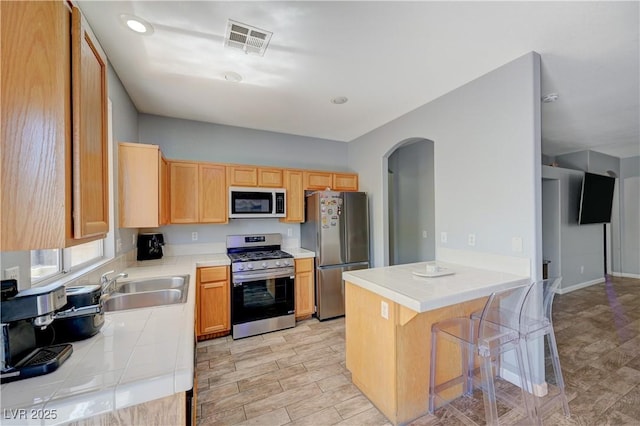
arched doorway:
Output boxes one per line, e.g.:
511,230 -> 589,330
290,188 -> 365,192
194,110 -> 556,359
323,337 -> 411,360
385,138 -> 435,265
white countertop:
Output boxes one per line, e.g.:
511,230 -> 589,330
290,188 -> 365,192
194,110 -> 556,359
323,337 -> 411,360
0,250 -> 313,425
282,247 -> 315,259
343,261 -> 530,313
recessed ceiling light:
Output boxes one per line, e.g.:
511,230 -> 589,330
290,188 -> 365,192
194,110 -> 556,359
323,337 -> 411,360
331,96 -> 348,105
541,93 -> 559,103
224,72 -> 243,83
119,14 -> 154,35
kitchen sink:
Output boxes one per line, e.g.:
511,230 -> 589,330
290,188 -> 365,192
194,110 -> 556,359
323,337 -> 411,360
115,275 -> 188,293
102,289 -> 186,311
102,275 -> 189,312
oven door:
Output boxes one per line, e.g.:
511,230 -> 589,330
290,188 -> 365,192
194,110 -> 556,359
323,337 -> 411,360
231,270 -> 295,326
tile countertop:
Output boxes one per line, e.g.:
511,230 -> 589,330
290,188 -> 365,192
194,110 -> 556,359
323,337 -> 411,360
343,261 -> 530,313
0,250 -> 314,425
282,247 -> 315,259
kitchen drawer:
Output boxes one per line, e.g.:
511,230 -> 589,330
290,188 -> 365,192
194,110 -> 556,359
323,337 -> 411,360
199,266 -> 228,283
295,258 -> 314,273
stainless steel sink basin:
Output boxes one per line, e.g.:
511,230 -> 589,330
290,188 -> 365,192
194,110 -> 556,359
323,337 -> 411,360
102,275 -> 189,312
103,289 -> 186,312
115,275 -> 188,293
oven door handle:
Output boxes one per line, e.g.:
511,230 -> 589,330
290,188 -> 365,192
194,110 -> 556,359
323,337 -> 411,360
232,271 -> 295,284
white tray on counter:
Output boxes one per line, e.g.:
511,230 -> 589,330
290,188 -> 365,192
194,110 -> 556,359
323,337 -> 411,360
412,268 -> 455,278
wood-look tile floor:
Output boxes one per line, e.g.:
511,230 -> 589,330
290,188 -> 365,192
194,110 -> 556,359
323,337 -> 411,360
196,276 -> 640,425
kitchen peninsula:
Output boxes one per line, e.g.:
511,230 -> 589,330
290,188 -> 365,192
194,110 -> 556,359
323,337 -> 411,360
343,261 -> 529,425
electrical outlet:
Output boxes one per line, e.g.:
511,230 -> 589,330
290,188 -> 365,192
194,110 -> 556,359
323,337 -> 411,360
117,238 -> 122,252
287,228 -> 293,237
192,232 -> 198,241
511,237 -> 523,253
4,267 -> 19,280
468,233 -> 476,246
381,301 -> 389,319
580,265 -> 584,274
422,230 -> 427,239
132,234 -> 136,245
440,232 -> 448,243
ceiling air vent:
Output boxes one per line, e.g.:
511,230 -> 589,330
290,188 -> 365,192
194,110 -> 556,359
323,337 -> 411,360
224,20 -> 272,56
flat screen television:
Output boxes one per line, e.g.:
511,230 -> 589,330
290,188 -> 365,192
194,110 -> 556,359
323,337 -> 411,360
578,172 -> 615,224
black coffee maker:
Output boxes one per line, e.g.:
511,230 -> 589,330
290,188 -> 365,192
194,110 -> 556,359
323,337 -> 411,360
137,232 -> 164,260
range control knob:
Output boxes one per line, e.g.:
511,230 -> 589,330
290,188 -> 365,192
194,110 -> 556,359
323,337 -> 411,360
237,264 -> 245,271
284,259 -> 291,266
247,263 -> 254,270
261,262 -> 268,269
275,261 -> 281,267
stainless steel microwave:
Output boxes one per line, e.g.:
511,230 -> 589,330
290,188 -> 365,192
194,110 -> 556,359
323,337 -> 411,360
229,187 -> 286,218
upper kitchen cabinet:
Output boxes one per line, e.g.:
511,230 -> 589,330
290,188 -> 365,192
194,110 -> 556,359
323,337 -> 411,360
1,1 -> 108,251
170,161 -> 199,224
119,143 -> 169,228
199,163 -> 227,223
303,171 -> 359,191
304,171 -> 333,190
170,161 -> 227,224
332,173 -> 359,191
228,165 -> 283,188
281,169 -> 304,223
71,7 -> 109,238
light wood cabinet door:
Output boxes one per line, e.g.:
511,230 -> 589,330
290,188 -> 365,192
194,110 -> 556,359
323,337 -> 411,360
304,171 -> 333,190
119,143 -> 160,228
333,173 -> 359,191
71,7 -> 109,238
199,164 -> 227,223
295,258 -> 315,319
197,266 -> 230,335
1,2 -> 108,250
228,165 -> 258,187
258,167 -> 283,187
1,1 -> 70,250
159,156 -> 170,225
281,169 -> 304,223
170,162 -> 199,223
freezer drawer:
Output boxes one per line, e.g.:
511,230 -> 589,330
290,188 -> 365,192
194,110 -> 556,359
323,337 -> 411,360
316,262 -> 368,321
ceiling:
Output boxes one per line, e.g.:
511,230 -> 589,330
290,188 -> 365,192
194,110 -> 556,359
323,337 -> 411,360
78,1 -> 639,159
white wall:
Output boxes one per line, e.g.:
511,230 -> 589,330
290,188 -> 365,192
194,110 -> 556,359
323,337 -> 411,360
542,166 -> 605,291
620,156 -> 640,276
348,52 -> 541,277
139,114 -> 349,170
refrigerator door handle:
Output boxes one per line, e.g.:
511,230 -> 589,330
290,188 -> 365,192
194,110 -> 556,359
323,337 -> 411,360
339,197 -> 346,264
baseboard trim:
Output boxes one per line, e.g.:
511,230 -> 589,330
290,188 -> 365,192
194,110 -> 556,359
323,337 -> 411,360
500,367 -> 548,397
610,271 -> 640,279
557,277 -> 605,295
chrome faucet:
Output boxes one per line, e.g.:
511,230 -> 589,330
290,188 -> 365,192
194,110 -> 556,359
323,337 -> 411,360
100,270 -> 128,295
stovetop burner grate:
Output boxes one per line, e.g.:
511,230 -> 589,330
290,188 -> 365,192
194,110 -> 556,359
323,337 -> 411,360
228,250 -> 293,263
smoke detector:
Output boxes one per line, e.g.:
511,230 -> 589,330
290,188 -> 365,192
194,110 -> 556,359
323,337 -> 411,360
224,20 -> 272,56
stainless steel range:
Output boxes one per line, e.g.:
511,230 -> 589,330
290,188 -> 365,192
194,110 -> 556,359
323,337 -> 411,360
227,234 -> 295,339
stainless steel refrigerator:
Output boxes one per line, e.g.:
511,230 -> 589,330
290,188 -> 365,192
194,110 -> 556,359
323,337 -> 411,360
301,191 -> 369,320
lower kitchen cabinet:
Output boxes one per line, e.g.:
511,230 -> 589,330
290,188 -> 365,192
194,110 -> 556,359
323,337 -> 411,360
197,266 -> 230,338
295,258 -> 315,320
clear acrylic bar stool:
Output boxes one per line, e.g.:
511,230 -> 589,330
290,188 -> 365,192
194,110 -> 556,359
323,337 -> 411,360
429,283 -> 536,425
471,277 -> 571,424
517,277 -> 571,422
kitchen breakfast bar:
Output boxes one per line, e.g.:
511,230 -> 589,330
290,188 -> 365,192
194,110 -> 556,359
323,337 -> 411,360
343,261 -> 530,425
